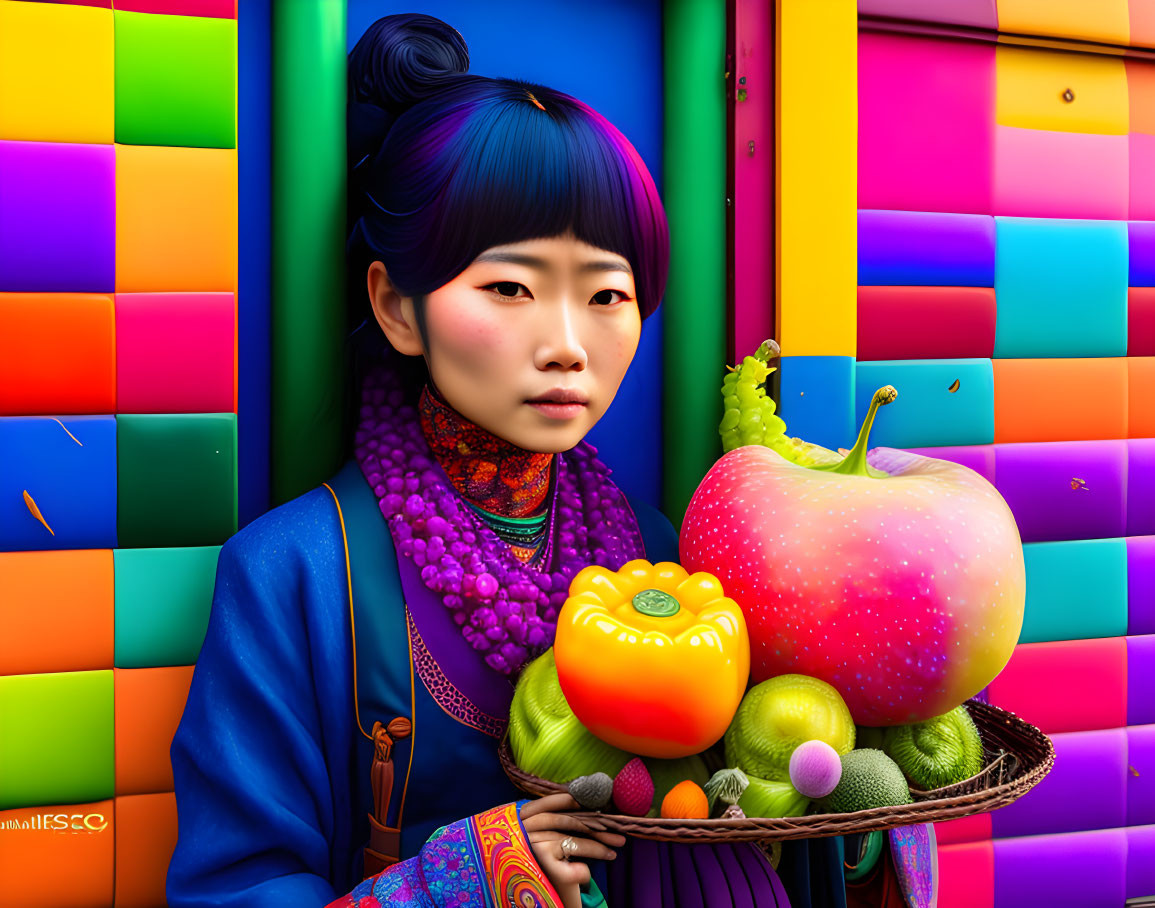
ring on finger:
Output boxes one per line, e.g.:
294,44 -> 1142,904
560,836 -> 579,862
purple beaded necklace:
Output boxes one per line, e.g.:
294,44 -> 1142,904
354,364 -> 646,675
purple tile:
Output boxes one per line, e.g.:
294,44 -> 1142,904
1128,825 -> 1155,900
1131,221 -> 1155,287
1129,439 -> 1155,537
1129,636 -> 1155,726
994,829 -> 1126,907
1128,725 -> 1155,827
0,140 -> 115,292
907,444 -> 995,484
990,728 -> 1126,838
1130,537 -> 1155,636
994,441 -> 1127,543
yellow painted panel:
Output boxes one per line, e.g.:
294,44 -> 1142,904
996,46 -> 1128,135
998,0 -> 1130,47
0,1 -> 114,144
775,0 -> 856,357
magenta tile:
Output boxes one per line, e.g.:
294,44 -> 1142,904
994,441 -> 1127,542
113,0 -> 234,15
990,728 -> 1126,838
859,32 -> 994,214
858,0 -> 997,29
993,126 -> 1128,221
1130,536 -> 1155,635
0,141 -> 115,293
1132,134 -> 1155,220
993,829 -> 1126,907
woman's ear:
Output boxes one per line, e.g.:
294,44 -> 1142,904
367,261 -> 425,356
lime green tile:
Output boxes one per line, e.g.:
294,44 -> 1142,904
116,413 -> 237,548
114,10 -> 236,148
114,546 -> 220,668
0,671 -> 113,809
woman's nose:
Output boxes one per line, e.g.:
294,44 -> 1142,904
533,302 -> 588,372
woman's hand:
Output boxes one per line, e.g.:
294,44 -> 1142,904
520,793 -> 625,908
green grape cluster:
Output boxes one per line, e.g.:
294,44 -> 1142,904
718,339 -> 841,467
719,342 -> 787,452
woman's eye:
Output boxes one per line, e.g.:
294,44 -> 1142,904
591,289 -> 631,306
487,281 -> 529,299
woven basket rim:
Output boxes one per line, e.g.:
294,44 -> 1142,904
500,699 -> 1054,842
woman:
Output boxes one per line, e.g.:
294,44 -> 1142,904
168,14 -> 831,907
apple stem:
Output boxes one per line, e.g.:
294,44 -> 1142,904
826,386 -> 897,477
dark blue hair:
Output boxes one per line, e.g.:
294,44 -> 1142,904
346,13 -> 669,336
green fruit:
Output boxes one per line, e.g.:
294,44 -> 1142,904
718,339 -> 841,466
737,774 -> 809,819
821,749 -> 912,813
508,650 -> 631,783
883,705 -> 984,790
725,674 -> 856,782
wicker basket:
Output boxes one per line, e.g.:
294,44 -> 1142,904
500,700 -> 1053,843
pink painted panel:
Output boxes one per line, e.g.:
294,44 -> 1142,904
859,32 -> 994,214
858,0 -> 997,30
733,0 -> 773,361
1131,133 -> 1155,221
937,841 -> 993,908
993,125 -> 1128,220
113,0 -> 235,17
986,638 -> 1128,734
115,292 -> 235,414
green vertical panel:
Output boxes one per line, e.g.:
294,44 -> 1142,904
0,671 -> 114,809
662,0 -> 727,526
271,0 -> 347,504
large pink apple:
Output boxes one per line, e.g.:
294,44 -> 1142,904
680,387 -> 1025,726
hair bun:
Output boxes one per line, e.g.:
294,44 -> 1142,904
349,13 -> 468,109
348,14 -> 469,183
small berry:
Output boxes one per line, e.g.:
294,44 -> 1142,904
660,780 -> 709,819
612,758 -> 654,816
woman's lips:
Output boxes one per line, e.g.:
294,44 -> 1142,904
526,389 -> 588,420
526,401 -> 587,420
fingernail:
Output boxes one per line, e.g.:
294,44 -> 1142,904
608,850 -> 618,859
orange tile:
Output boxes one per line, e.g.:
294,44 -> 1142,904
0,294 -> 115,416
1132,3 -> 1155,49
115,145 -> 237,293
113,792 -> 177,908
113,666 -> 194,795
0,799 -> 114,908
1130,357 -> 1155,438
0,551 -> 114,676
993,358 -> 1128,443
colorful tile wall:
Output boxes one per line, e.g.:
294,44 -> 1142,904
0,0 -> 237,900
851,16 -> 1155,904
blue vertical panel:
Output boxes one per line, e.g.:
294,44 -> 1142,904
237,0 -> 271,527
777,355 -> 856,451
346,0 -> 664,506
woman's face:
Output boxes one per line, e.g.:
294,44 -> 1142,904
368,233 -> 641,453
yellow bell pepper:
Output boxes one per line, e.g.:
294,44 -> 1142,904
554,559 -> 750,759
